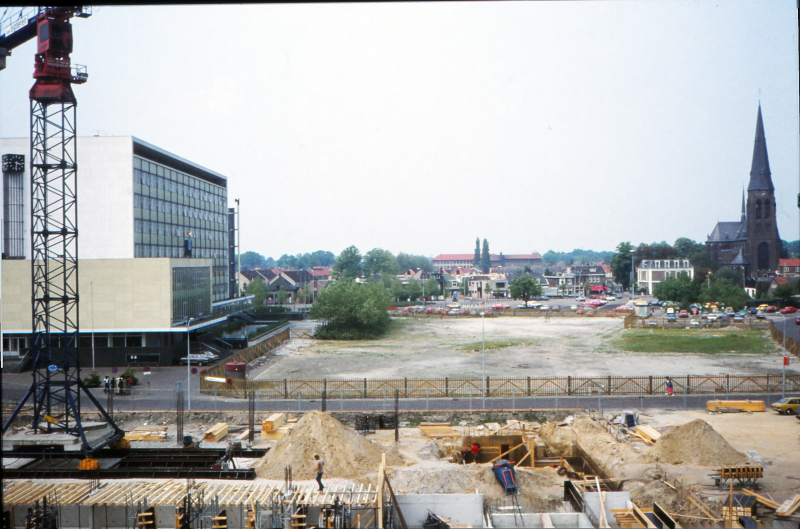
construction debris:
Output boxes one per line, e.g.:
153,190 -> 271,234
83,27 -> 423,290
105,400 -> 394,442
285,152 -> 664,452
631,424 -> 661,445
776,494 -> 800,517
263,413 -> 286,432
419,424 -> 460,439
204,422 -> 229,442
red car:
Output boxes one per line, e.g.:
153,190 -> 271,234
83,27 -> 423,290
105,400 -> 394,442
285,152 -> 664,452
780,307 -> 797,314
764,306 -> 779,313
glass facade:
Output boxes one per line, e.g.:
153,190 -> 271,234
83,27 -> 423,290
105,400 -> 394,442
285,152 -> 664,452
172,266 -> 212,325
133,155 -> 229,301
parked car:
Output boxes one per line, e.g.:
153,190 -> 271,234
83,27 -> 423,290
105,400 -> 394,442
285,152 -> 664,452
605,296 -> 616,302
539,305 -> 550,311
570,305 -> 579,311
780,307 -> 797,314
690,320 -> 700,327
492,304 -> 505,310
764,306 -> 779,313
757,304 -> 769,311
199,351 -> 220,361
577,296 -> 586,302
796,315 -> 800,325
678,310 -> 688,318
748,307 -> 759,314
707,314 -> 718,322
516,304 -> 529,309
771,397 -> 800,415
179,354 -> 209,365
733,316 -> 744,323
756,311 -> 766,319
667,314 -> 677,322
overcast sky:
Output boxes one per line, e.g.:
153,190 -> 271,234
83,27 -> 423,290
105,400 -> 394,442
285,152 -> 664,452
1,1 -> 797,260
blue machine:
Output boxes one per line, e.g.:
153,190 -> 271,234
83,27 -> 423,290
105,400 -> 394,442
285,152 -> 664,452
492,459 -> 517,494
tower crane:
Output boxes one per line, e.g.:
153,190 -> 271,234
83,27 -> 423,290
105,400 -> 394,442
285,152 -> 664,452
1,6 -> 124,456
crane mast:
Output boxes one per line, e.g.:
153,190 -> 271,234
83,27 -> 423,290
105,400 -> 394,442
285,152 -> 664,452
2,6 -> 123,456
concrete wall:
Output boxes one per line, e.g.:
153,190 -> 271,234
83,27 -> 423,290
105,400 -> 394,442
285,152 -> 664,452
492,512 -> 593,528
1,257 -> 211,333
394,493 -> 484,528
584,490 -> 630,527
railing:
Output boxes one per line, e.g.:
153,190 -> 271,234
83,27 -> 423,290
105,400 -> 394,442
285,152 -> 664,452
202,373 -> 800,399
199,327 -> 290,385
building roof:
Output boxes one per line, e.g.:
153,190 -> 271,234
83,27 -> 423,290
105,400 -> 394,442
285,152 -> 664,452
771,276 -> 789,286
133,137 -> 227,187
779,259 -> 800,267
501,254 -> 542,260
707,221 -> 745,242
748,104 -> 774,192
730,249 -> 749,266
433,253 -> 541,262
433,254 -> 478,261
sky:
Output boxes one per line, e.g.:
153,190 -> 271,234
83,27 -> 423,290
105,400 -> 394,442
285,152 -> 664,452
1,1 -> 797,261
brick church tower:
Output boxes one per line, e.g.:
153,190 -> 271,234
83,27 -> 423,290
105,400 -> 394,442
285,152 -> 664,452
745,103 -> 781,275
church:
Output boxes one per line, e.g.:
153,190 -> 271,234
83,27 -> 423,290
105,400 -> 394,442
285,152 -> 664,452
705,104 -> 781,278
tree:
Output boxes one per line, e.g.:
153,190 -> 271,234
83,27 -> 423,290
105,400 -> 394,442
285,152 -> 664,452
424,278 -> 441,299
715,267 -> 742,285
610,242 -> 634,290
299,284 -> 312,304
689,250 -> 714,272
310,280 -> 391,339
241,251 -> 267,270
508,276 -> 542,302
333,245 -> 362,279
652,273 -> 698,307
363,248 -> 399,275
396,253 -> 433,272
462,280 -> 471,298
674,238 -> 705,259
698,278 -> 749,311
406,278 -> 423,300
544,268 -> 551,276
276,285 -> 289,305
755,281 -> 770,300
390,278 -> 407,301
523,265 -> 532,274
773,282 -> 797,307
481,239 -> 491,273
473,238 -> 480,269
245,277 -> 268,307
380,273 -> 394,289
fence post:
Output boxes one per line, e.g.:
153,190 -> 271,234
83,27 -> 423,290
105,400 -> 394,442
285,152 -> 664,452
445,377 -> 449,397
364,378 -> 368,399
404,378 -> 408,398
486,376 -> 490,398
726,374 -> 730,396
607,376 -> 612,395
686,375 -> 691,395
567,376 -> 572,396
648,376 -> 653,395
527,376 -> 531,397
298,391 -> 302,411
284,379 -> 288,399
512,387 -> 515,410
324,379 -> 327,399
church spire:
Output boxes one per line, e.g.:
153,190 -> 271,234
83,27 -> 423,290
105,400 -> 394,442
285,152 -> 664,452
748,103 -> 774,191
741,188 -> 746,222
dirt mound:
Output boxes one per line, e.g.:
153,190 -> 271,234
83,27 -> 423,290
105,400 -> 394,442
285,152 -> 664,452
386,464 -> 563,511
253,411 -> 404,479
654,419 -> 746,466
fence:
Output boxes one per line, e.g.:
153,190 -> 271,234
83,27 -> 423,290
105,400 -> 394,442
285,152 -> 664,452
200,373 -> 800,399
770,320 -> 800,358
393,308 -> 624,319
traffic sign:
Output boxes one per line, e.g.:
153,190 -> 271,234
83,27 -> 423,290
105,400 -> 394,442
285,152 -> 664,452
47,365 -> 57,372
784,356 -> 790,366
112,367 -> 118,374
143,366 -> 150,372
226,377 -> 233,385
191,367 -> 198,375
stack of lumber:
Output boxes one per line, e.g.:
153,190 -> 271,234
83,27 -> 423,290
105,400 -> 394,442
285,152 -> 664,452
743,489 -> 780,510
706,400 -> 766,412
776,495 -> 800,517
262,413 -> 295,440
419,423 -> 460,439
631,425 -> 661,445
204,422 -> 229,442
124,426 -> 167,442
611,509 -> 642,528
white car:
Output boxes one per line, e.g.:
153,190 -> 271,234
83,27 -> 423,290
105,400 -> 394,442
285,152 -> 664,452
577,296 -> 586,302
199,351 -> 220,361
179,354 -> 209,365
539,305 -> 550,311
690,320 -> 700,327
605,296 -> 616,302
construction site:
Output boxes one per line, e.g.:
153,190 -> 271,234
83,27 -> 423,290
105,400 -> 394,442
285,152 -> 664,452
4,399 -> 800,528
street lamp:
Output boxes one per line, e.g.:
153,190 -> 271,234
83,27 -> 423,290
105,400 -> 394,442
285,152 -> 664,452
187,317 -> 195,411
480,312 -> 486,408
630,249 -> 636,300
778,313 -> 787,398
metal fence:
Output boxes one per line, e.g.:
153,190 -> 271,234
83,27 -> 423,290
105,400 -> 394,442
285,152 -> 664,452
200,373 -> 800,399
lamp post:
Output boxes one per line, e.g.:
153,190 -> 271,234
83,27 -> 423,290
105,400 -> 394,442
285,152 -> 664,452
90,281 -> 95,372
480,312 -> 486,408
187,317 -> 194,411
630,249 -> 635,300
235,199 -> 241,297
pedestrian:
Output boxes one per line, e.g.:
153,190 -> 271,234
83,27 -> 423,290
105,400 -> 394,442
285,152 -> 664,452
24,507 -> 33,529
103,375 -> 110,393
665,377 -> 674,396
117,376 -> 125,396
110,376 -> 116,394
127,377 -> 134,395
313,454 -> 324,491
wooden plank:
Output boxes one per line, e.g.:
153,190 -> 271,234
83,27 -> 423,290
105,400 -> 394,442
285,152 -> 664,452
487,442 -> 526,463
688,495 -> 721,522
378,453 -> 386,529
742,489 -> 779,510
634,425 -> 661,443
204,422 -> 229,442
706,400 -> 766,412
383,470 -> 408,529
776,494 -> 800,516
263,413 -> 286,432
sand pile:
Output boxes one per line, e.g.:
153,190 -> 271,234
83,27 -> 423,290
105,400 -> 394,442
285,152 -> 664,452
253,411 -> 404,480
386,464 -> 563,510
654,419 -> 747,466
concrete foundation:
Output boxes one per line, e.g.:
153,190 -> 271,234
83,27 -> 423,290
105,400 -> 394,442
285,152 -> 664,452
492,512 -> 593,528
393,494 -> 484,528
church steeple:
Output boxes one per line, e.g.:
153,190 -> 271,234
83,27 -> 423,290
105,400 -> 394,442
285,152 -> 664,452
748,103 -> 774,191
740,189 -> 746,223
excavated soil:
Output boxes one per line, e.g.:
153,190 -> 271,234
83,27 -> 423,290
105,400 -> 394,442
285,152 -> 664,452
654,419 -> 747,466
253,411 -> 405,480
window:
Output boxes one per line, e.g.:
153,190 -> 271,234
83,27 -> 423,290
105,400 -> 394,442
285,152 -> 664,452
3,154 -> 25,258
755,199 -> 761,219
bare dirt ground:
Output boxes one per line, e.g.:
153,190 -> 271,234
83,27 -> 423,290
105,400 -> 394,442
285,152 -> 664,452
253,317 -> 793,379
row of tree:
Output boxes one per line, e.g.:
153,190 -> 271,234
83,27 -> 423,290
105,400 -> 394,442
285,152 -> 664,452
333,246 -> 433,279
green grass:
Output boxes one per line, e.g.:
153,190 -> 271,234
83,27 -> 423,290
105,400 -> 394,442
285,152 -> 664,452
611,329 -> 775,354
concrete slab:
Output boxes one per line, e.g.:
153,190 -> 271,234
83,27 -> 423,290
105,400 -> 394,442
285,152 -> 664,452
2,457 -> 35,469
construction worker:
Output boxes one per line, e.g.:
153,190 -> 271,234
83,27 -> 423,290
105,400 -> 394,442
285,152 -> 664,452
313,454 -> 324,492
